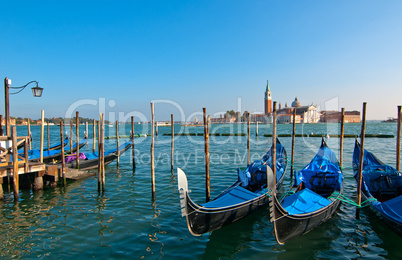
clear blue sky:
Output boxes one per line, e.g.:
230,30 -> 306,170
1,0 -> 401,121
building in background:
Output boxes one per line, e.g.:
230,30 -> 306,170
320,111 -> 361,123
264,80 -> 272,115
276,97 -> 320,124
210,81 -> 359,124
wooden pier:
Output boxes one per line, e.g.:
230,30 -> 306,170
0,128 -> 90,199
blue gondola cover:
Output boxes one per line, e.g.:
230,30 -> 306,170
282,188 -> 331,215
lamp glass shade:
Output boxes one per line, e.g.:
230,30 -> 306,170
31,86 -> 43,97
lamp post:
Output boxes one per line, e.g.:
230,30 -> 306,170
4,77 -> 43,136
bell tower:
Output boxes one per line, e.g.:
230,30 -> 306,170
264,80 -> 272,114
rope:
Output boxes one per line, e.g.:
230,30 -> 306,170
263,190 -> 296,200
263,192 -> 272,198
328,192 -> 377,208
286,158 -> 296,169
279,190 -> 295,201
340,166 -> 353,171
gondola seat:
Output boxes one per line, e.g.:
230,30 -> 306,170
282,188 -> 331,215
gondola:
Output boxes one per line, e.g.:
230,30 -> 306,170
64,141 -> 132,170
21,139 -> 87,163
17,137 -> 69,151
177,138 -> 287,236
352,140 -> 402,235
44,137 -> 69,151
268,138 -> 343,244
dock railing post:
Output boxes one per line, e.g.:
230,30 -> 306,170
70,121 -> 73,153
357,102 -> 367,219
93,119 -> 96,153
60,121 -> 66,186
40,110 -> 44,163
5,78 -> 10,136
12,126 -> 19,200
27,118 -> 31,149
24,136 -> 29,174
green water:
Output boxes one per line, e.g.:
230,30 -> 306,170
1,122 -> 401,259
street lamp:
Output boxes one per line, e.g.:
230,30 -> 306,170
4,77 -> 44,136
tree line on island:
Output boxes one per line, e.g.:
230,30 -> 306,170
8,116 -> 111,125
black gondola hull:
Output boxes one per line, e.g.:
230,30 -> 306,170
268,138 -> 344,244
184,189 -> 269,235
362,192 -> 402,236
270,194 -> 341,244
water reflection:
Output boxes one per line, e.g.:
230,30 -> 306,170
145,198 -> 165,259
96,194 -> 112,254
202,206 -> 270,259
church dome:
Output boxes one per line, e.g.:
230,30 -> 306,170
291,97 -> 301,108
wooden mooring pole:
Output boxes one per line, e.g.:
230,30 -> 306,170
76,111 -> 80,169
272,102 -> 277,182
291,108 -> 296,179
24,136 -> 28,175
356,102 -> 367,219
247,113 -> 250,166
397,105 -> 401,171
40,110 -> 44,163
0,115 -> 3,136
131,116 -> 136,170
151,103 -> 156,197
85,121 -> 88,139
116,120 -> 120,166
203,107 -> 210,202
98,113 -> 105,192
156,123 -> 158,136
171,114 -> 174,173
12,126 -> 19,200
5,78 -> 10,136
256,121 -> 258,136
70,121 -> 73,153
340,108 -> 345,168
98,118 -> 101,191
93,119 -> 96,153
60,121 -> 66,186
27,118 -> 31,149
47,121 -> 50,150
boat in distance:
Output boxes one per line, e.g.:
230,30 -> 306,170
177,138 -> 288,236
268,138 -> 344,244
353,140 -> 402,235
